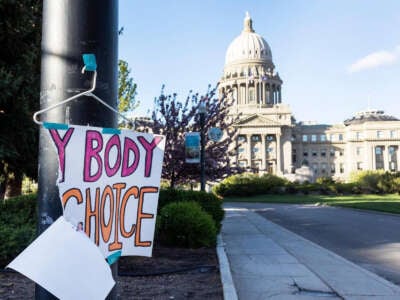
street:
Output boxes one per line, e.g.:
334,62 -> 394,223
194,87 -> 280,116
246,203 -> 400,285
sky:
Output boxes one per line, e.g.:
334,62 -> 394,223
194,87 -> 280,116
119,0 -> 400,125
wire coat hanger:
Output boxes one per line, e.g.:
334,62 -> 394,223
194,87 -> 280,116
33,54 -> 133,127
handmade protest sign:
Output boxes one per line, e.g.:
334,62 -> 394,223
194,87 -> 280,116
47,124 -> 165,257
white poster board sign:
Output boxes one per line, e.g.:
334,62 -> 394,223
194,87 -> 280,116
47,124 -> 165,257
7,217 -> 115,300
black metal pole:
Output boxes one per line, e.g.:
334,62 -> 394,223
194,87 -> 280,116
36,1 -> 118,299
200,112 -> 206,191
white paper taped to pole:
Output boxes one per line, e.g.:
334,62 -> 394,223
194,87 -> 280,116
7,217 -> 115,300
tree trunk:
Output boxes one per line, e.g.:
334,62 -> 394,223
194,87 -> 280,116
0,181 -> 5,200
4,172 -> 23,199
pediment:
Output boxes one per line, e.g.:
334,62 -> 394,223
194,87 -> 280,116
234,114 -> 282,127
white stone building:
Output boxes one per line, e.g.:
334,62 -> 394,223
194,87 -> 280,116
219,13 -> 400,181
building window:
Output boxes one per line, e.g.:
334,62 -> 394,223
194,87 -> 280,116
312,163 -> 318,174
377,131 -> 383,139
339,149 -> 344,156
312,149 -> 317,157
252,135 -> 261,142
320,134 -> 326,142
339,163 -> 344,173
248,88 -> 255,103
389,146 -> 398,171
238,135 -> 246,142
252,147 -> 259,153
238,147 -> 244,153
302,135 -> 308,142
252,160 -> 261,170
330,148 -> 335,157
330,164 -> 335,173
267,135 -> 275,141
291,134 -> 296,141
330,134 -> 335,142
320,149 -> 326,157
390,130 -> 396,139
338,134 -> 343,141
311,134 -> 317,142
375,146 -> 384,170
303,150 -> 308,157
356,132 -> 362,140
357,162 -> 363,170
321,163 -> 327,174
356,147 -> 362,156
238,160 -> 247,168
267,147 -> 274,153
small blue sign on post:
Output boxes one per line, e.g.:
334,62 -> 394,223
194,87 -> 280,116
185,132 -> 200,163
208,127 -> 223,142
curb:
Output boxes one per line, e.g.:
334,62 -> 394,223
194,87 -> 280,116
216,234 -> 238,300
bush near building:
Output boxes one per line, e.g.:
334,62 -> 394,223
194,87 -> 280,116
213,171 -> 400,198
158,189 -> 224,232
157,201 -> 217,248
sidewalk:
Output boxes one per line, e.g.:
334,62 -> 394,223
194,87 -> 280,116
218,202 -> 400,300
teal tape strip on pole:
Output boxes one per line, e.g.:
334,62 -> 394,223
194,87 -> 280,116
107,250 -> 122,265
102,127 -> 121,135
43,122 -> 69,130
82,53 -> 97,71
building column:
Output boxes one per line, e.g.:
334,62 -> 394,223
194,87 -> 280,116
247,134 -> 252,169
384,145 -> 389,170
261,134 -> 266,171
397,146 -> 400,171
372,144 -> 376,170
276,133 -> 282,175
245,82 -> 248,104
262,82 -> 265,105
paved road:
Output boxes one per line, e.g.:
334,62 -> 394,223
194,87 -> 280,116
249,203 -> 400,285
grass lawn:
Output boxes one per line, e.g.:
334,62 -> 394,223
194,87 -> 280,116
223,194 -> 400,214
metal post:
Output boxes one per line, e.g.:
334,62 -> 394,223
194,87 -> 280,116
37,1 -> 118,299
199,107 -> 206,191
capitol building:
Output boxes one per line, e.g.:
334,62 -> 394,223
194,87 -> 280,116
219,13 -> 400,181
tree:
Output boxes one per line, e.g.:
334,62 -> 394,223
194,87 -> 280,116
118,59 -> 138,115
0,0 -> 42,199
149,85 -> 239,189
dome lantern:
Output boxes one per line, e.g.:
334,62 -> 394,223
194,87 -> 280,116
243,11 -> 255,33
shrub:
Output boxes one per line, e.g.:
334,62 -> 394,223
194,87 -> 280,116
157,201 -> 216,248
349,170 -> 385,193
212,173 -> 288,197
158,189 -> 224,232
349,170 -> 400,194
0,194 -> 37,268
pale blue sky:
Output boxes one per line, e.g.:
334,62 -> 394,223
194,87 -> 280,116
119,0 -> 400,124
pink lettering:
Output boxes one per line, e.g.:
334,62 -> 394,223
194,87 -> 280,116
137,136 -> 163,177
84,130 -> 103,182
121,137 -> 140,177
104,135 -> 121,177
48,128 -> 75,182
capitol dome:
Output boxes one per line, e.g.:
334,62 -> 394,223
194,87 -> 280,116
225,12 -> 273,66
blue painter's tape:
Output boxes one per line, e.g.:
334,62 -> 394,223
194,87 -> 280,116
102,127 -> 121,135
82,54 -> 97,71
43,122 -> 69,130
107,250 -> 122,265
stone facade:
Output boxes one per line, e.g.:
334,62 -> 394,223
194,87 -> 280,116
219,13 -> 400,181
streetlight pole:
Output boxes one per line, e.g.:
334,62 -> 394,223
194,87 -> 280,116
37,1 -> 118,299
199,102 -> 206,191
